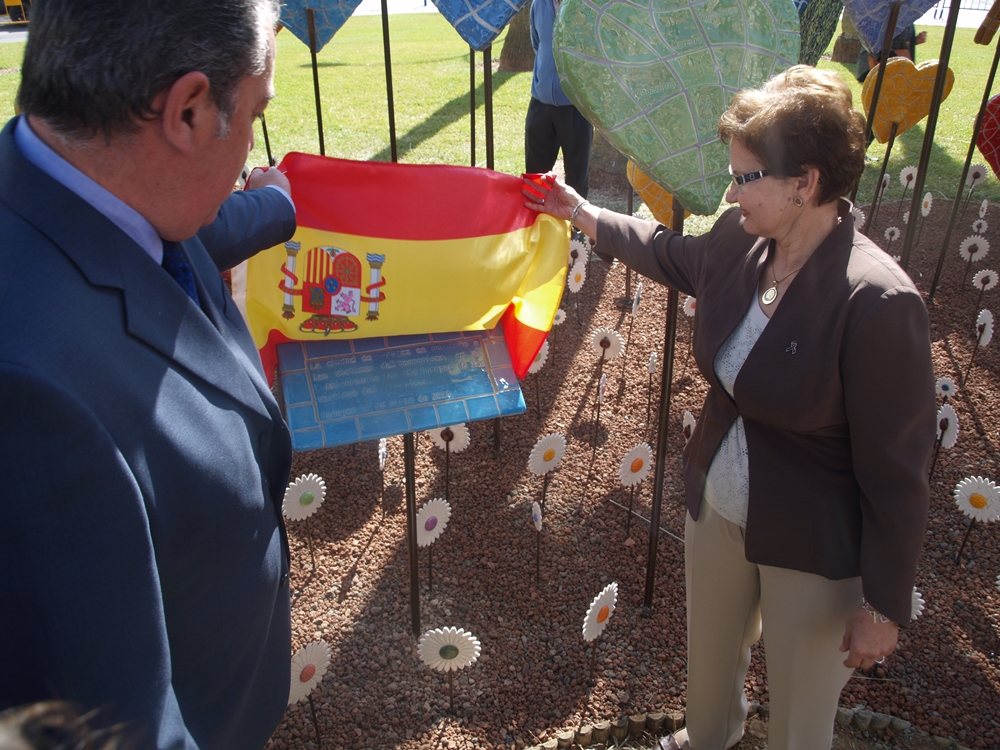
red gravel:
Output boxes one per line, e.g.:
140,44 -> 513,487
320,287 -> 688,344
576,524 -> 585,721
266,197 -> 999,750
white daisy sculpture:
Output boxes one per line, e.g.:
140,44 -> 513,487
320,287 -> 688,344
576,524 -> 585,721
569,235 -> 588,265
980,198 -> 989,219
902,210 -> 909,225
973,269 -> 998,311
529,339 -> 550,375
954,476 -> 1000,562
289,641 -> 331,705
283,473 -> 327,522
683,410 -> 697,443
582,582 -> 619,684
429,424 -> 470,503
528,433 -> 567,510
911,588 -> 925,621
851,205 -> 866,226
568,261 -> 587,293
884,226 -> 901,256
532,500 -> 543,585
683,296 -> 697,317
416,498 -> 451,591
959,236 -> 990,290
619,443 -> 654,538
929,403 -> 959,481
648,351 -> 659,372
973,219 -> 988,234
921,191 -> 933,217
632,282 -> 643,316
418,627 -> 482,710
289,641 -> 331,745
283,473 -> 327,567
963,310 -> 993,387
935,376 -> 957,402
553,308 -> 566,326
900,165 -> 917,190
968,164 -> 988,188
879,173 -> 890,197
590,327 -> 625,361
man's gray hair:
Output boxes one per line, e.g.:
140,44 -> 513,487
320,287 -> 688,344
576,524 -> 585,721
18,0 -> 279,141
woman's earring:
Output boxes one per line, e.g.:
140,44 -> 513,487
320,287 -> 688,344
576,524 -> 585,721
793,196 -> 803,207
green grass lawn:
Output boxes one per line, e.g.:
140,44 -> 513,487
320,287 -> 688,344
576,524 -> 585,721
1,19 -> 998,216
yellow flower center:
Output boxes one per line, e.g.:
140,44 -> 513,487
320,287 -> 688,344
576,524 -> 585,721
630,458 -> 645,473
299,491 -> 315,507
299,664 -> 316,683
543,448 -> 555,462
597,605 -> 610,624
575,273 -> 582,282
969,493 -> 988,509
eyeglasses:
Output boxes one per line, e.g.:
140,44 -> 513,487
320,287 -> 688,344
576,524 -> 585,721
729,166 -> 769,193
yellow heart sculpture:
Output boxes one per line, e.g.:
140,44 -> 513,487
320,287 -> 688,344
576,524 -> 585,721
627,161 -> 692,227
862,57 -> 954,144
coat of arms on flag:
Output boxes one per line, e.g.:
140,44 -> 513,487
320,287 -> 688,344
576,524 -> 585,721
233,153 -> 569,384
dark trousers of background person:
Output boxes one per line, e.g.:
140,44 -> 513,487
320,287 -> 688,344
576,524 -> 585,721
525,97 -> 594,199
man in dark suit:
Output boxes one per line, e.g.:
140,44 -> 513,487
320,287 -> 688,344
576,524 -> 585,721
0,1 -> 298,747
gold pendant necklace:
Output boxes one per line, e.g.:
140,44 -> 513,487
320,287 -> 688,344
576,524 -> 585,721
761,264 -> 803,306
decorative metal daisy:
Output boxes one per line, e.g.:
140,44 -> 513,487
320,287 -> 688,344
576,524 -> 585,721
283,473 -> 327,522
283,473 -> 327,567
378,437 -> 388,472
980,198 -> 989,219
532,500 -> 543,586
528,433 -> 567,511
416,498 -> 451,591
954,476 -> 1000,561
589,328 -> 625,361
921,191 -> 933,217
683,296 -> 697,317
899,166 -> 917,189
935,376 -> 957,402
631,282 -> 643,316
418,627 -> 481,710
911,588 -> 925,621
968,164 -> 988,188
416,498 -> 451,547
879,173 -> 890,197
884,226 -> 901,256
973,269 -> 998,312
851,205 -> 866,226
902,210 -> 909,225
568,261 -> 587,293
683,410 -> 697,443
569,236 -> 588,266
582,582 -> 619,684
964,310 -> 994,386
959,235 -> 990,289
553,309 -> 566,326
619,443 -> 654,538
429,424 -> 470,502
929,403 -> 959,481
973,219 -> 988,234
289,641 -> 331,745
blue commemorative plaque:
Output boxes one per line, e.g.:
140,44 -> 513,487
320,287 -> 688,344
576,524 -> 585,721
278,327 -> 525,451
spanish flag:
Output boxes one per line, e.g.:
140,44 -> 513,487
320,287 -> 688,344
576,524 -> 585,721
234,153 -> 569,385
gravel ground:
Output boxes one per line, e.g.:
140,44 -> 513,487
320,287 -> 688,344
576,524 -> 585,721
265,195 -> 1000,750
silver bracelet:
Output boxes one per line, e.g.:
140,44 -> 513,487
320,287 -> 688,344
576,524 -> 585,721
861,597 -> 896,627
570,200 -> 590,225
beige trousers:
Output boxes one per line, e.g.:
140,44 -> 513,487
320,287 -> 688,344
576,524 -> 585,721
678,500 -> 862,750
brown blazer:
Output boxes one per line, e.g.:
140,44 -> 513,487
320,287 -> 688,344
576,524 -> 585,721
597,202 -> 935,625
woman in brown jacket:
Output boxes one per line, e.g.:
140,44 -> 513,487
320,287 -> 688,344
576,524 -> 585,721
523,66 -> 935,750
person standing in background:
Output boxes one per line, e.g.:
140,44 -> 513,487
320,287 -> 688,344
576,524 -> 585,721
524,0 -> 593,199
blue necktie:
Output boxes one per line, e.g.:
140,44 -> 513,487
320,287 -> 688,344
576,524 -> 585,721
161,241 -> 200,306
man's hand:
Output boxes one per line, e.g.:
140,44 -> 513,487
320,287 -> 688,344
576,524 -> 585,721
246,165 -> 291,195
840,605 -> 899,670
916,31 -> 928,45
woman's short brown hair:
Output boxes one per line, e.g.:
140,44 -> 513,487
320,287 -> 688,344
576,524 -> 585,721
717,65 -> 866,205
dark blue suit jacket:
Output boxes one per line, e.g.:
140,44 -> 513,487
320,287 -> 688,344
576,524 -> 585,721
0,118 -> 297,749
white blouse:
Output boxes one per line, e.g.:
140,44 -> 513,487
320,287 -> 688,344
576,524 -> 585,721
703,296 -> 770,528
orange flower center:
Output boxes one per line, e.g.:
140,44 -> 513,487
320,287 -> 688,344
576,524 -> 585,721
597,605 -> 610,623
299,664 -> 316,683
969,493 -> 988,509
630,458 -> 645,473
543,448 -> 555,462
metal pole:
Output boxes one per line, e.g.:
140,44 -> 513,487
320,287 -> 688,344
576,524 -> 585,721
929,32 -> 1000,300
404,433 -> 421,636
259,112 -> 275,167
307,9 -> 325,156
484,45 -> 494,170
900,0 -> 963,270
379,0 -> 398,162
470,48 -> 477,167
862,122 -> 898,236
643,196 -> 682,610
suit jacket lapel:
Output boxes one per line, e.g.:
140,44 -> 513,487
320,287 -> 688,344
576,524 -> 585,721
0,120 -> 270,422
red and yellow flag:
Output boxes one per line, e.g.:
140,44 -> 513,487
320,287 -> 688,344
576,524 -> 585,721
234,153 -> 569,384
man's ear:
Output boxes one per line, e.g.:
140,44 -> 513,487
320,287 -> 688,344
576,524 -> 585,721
157,71 -> 214,154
